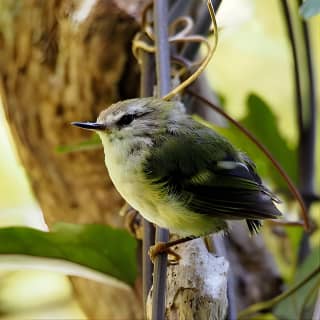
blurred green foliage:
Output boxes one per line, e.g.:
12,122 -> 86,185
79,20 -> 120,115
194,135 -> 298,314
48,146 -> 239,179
0,223 -> 137,286
274,247 -> 320,319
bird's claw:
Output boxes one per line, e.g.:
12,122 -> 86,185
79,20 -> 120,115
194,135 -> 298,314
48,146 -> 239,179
148,242 -> 181,264
121,205 -> 143,240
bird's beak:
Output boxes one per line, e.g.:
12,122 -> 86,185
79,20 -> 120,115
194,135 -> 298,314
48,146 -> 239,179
71,122 -> 107,131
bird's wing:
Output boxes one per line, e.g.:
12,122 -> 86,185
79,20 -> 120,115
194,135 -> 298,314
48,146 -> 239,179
143,127 -> 282,221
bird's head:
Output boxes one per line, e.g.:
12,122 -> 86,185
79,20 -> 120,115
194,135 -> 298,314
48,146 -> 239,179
72,98 -> 186,144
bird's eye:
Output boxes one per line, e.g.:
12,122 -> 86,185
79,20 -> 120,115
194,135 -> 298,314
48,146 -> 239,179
117,114 -> 136,126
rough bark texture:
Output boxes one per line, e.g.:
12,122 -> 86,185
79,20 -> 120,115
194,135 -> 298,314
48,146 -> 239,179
0,0 -> 147,318
146,239 -> 229,320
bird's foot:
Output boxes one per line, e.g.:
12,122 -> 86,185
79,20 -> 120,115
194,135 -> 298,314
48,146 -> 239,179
148,236 -> 198,263
121,204 -> 143,240
148,242 -> 181,264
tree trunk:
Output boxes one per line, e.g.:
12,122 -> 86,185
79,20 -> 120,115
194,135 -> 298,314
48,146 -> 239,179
0,0 -> 147,318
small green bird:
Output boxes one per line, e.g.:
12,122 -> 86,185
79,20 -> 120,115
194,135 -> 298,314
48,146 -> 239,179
72,98 -> 281,238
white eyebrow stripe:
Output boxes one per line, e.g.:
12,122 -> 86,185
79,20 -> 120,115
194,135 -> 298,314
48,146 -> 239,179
106,112 -> 125,123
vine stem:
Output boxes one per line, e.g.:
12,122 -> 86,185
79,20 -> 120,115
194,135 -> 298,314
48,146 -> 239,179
298,277 -> 320,320
238,265 -> 320,319
280,0 -> 317,262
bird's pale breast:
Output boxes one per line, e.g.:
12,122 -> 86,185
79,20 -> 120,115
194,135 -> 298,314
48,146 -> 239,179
101,136 -> 225,236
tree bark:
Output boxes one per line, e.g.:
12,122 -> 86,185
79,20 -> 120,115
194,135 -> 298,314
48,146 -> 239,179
0,0 -> 147,318
146,239 -> 229,320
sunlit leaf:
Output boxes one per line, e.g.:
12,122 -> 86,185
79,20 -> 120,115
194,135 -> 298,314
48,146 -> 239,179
0,223 -> 137,286
300,0 -> 320,19
243,94 -> 298,183
56,134 -> 101,153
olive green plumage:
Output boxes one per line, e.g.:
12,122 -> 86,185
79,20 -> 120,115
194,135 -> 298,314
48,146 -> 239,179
72,98 -> 282,236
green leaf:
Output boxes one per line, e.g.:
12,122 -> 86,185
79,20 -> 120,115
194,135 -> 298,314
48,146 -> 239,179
243,94 -> 298,185
56,134 -> 102,153
285,226 -> 304,275
0,223 -> 137,286
274,247 -> 320,319
300,0 -> 320,19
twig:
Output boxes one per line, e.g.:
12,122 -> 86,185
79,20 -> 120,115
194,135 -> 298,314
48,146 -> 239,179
238,265 -> 320,319
298,277 -> 320,320
152,0 -> 171,319
279,1 -> 303,130
297,0 -> 317,263
297,2 -> 317,196
267,219 -> 306,228
280,0 -> 317,261
313,289 -> 320,320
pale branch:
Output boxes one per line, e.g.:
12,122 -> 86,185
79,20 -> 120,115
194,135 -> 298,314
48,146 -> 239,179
146,239 -> 229,320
